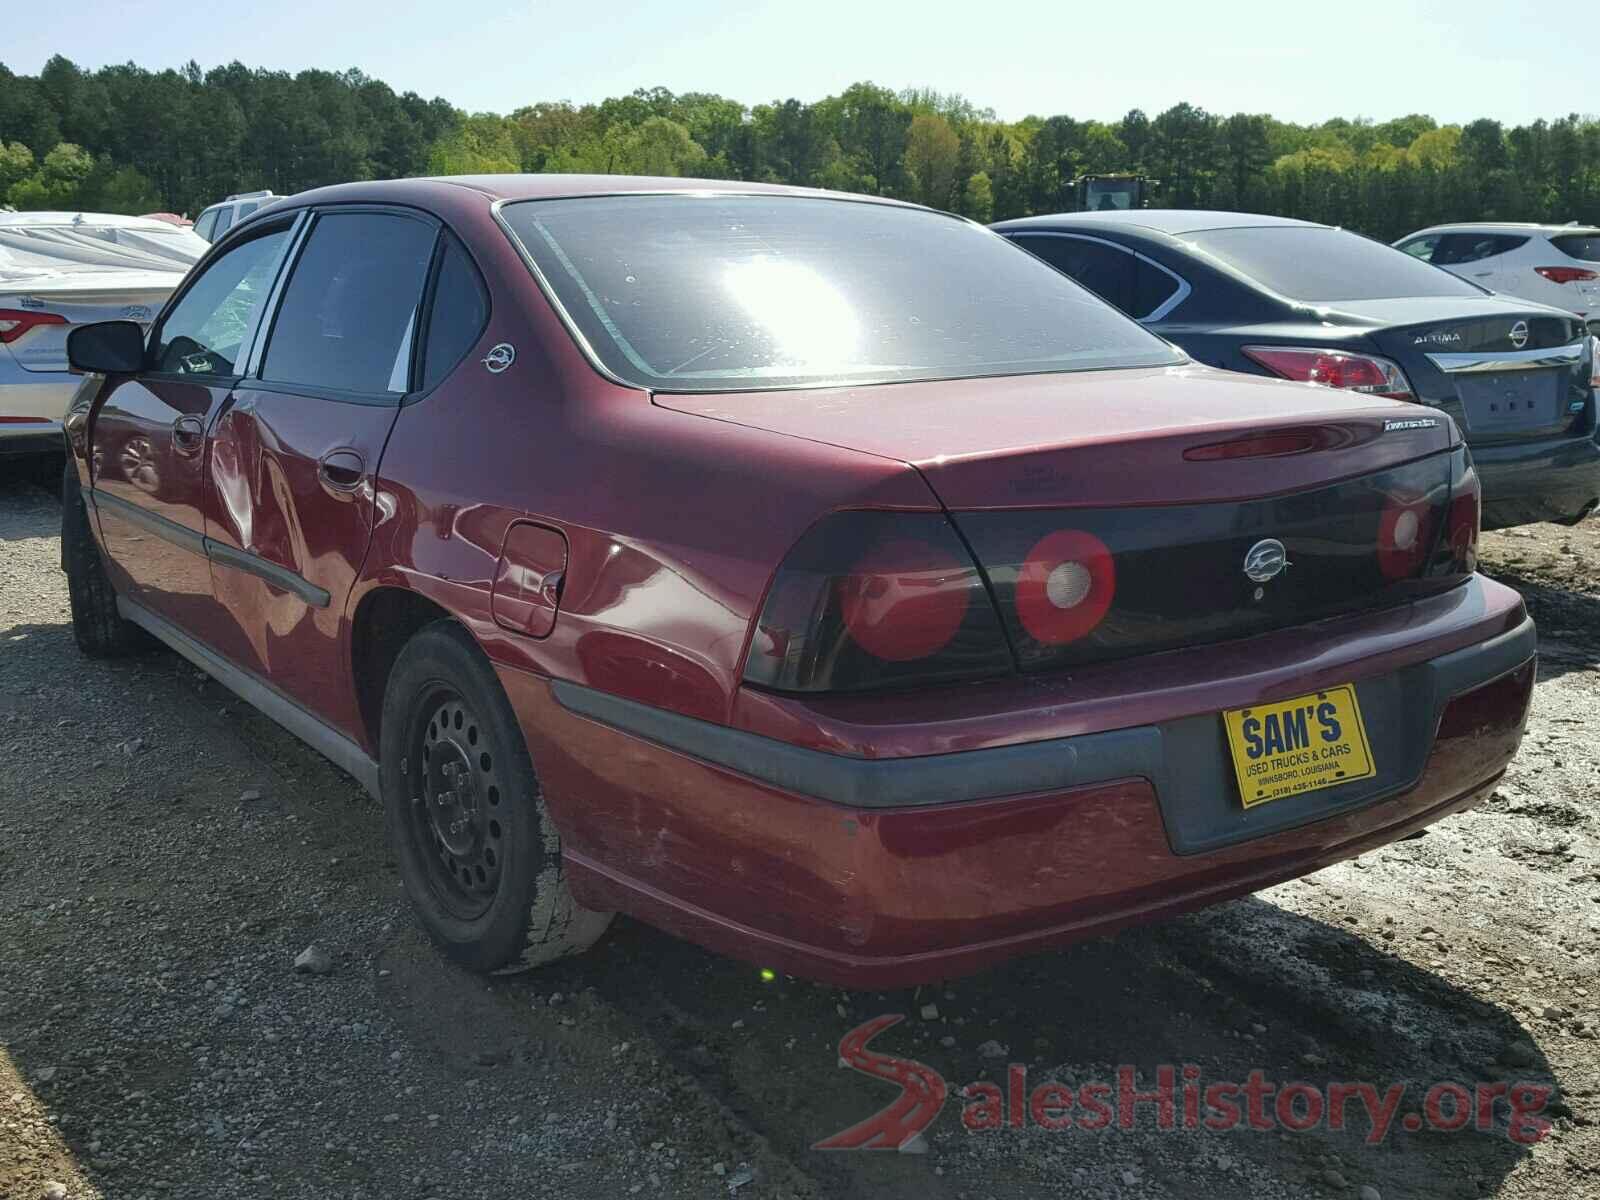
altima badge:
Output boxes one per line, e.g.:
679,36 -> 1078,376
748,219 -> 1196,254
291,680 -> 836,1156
482,343 -> 516,374
1243,538 -> 1289,583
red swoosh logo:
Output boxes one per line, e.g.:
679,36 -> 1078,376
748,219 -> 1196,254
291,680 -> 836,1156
813,1014 -> 948,1151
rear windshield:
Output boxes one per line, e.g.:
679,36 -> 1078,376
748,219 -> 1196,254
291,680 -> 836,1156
1551,233 -> 1600,263
499,195 -> 1180,393
1183,226 -> 1486,303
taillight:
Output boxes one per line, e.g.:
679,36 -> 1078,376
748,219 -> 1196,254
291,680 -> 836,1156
837,538 -> 972,662
1423,448 -> 1480,579
1013,530 -> 1115,645
743,512 -> 1012,693
1377,492 -> 1437,580
1242,345 -> 1413,400
1446,454 -> 1481,575
0,308 -> 67,344
1534,266 -> 1599,285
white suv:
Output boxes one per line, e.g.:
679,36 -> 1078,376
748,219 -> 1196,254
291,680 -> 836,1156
193,191 -> 278,242
1395,222 -> 1600,332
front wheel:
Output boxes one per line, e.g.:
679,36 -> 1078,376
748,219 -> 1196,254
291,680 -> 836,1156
60,462 -> 151,658
380,622 -> 612,972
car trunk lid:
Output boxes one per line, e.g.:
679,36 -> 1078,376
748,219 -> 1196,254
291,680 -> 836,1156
655,362 -> 1456,509
0,271 -> 180,373
1338,298 -> 1592,445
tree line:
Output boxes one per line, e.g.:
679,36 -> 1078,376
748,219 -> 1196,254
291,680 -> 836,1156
2,56 -> 1598,241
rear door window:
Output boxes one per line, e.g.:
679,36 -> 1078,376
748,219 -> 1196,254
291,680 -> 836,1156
1012,235 -> 1137,314
260,210 -> 435,396
1551,233 -> 1600,263
1397,234 -> 1441,261
1013,235 -> 1182,320
213,207 -> 235,238
1433,233 -> 1527,265
153,225 -> 292,376
1184,226 -> 1485,301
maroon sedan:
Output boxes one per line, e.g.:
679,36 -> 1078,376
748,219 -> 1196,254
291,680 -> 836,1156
60,175 -> 1533,988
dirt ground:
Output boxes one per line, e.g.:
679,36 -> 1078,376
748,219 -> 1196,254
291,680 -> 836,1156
1,466 -> 1597,1200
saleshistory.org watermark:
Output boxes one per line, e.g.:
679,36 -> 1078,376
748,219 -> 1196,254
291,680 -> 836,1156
813,1016 -> 1553,1152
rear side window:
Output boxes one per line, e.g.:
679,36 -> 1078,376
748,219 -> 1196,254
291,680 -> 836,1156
1552,233 -> 1600,263
262,211 -> 435,396
1013,236 -> 1136,313
1397,234 -> 1440,261
1185,226 -> 1485,302
213,207 -> 235,238
1433,233 -> 1527,265
499,195 -> 1180,394
420,236 -> 489,390
1012,234 -> 1181,320
153,226 -> 290,376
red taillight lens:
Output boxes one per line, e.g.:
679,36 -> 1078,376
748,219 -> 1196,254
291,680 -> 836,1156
1013,530 -> 1115,645
0,308 -> 68,345
744,512 -> 1012,693
837,538 -> 972,662
1377,492 -> 1436,580
1242,345 -> 1414,400
1447,457 -> 1481,575
1534,266 -> 1600,285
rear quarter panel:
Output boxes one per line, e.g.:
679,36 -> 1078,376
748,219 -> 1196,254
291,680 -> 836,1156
355,189 -> 937,737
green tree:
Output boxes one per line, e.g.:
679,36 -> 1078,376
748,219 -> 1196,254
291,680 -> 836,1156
627,116 -> 707,176
960,170 -> 994,222
0,141 -> 35,195
904,113 -> 961,208
88,163 -> 164,213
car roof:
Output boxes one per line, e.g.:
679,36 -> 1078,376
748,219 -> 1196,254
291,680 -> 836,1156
0,210 -> 190,232
994,209 -> 1328,236
264,174 -> 924,212
1403,222 -> 1600,237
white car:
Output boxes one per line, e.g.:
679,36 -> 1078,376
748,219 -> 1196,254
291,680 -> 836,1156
1395,222 -> 1600,331
1,212 -> 208,463
193,191 -> 278,242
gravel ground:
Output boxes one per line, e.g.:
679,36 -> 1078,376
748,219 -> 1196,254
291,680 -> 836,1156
1,467 -> 1597,1200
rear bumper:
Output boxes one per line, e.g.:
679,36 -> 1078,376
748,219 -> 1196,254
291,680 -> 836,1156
1472,430 -> 1600,528
501,577 -> 1535,988
0,425 -> 64,458
0,359 -> 75,453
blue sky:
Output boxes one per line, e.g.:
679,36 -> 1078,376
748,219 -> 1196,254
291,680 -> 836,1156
4,0 -> 1583,126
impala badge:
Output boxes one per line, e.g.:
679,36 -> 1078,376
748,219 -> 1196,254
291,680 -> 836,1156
1243,538 -> 1289,583
482,343 -> 516,374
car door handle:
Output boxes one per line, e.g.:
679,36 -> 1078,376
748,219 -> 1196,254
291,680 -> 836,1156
318,450 -> 366,494
172,414 -> 205,454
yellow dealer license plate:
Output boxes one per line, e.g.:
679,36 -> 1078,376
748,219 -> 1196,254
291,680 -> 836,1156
1223,685 -> 1375,808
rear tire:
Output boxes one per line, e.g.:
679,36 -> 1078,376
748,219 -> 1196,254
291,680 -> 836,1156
380,621 -> 612,973
61,462 -> 151,658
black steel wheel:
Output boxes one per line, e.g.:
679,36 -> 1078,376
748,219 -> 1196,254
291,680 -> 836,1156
406,689 -> 507,919
380,621 -> 613,973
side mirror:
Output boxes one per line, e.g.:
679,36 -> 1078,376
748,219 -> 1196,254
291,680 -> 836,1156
67,320 -> 147,374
